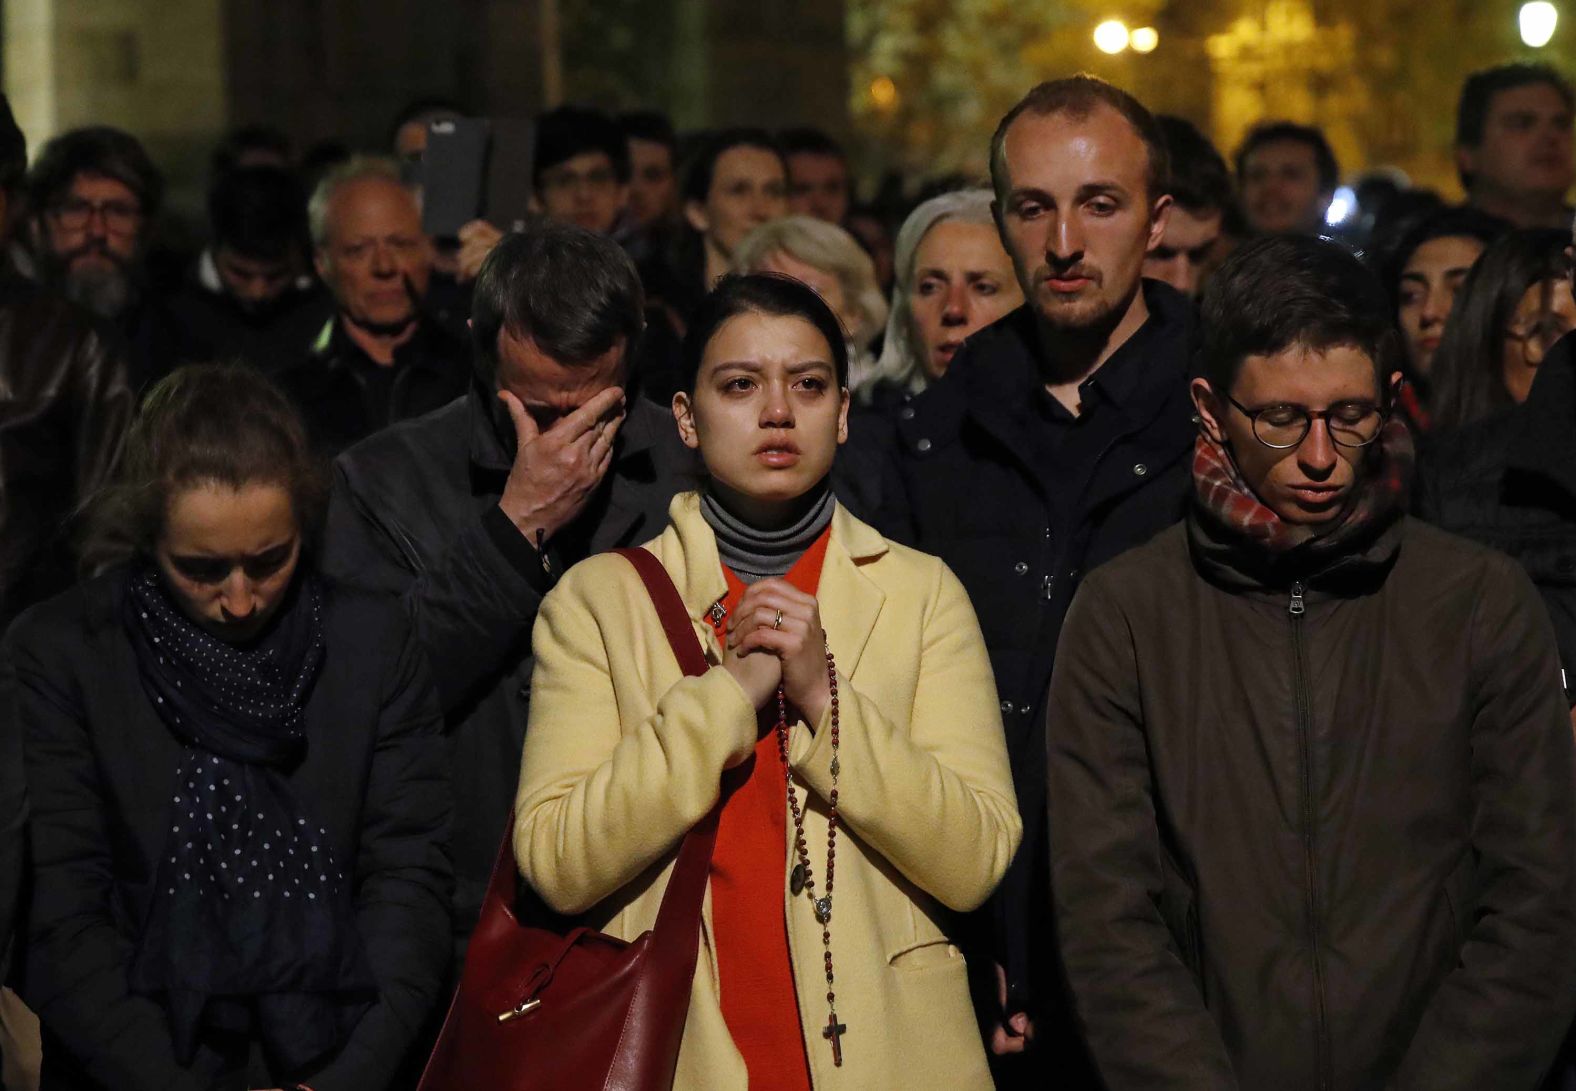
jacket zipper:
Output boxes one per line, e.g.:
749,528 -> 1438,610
1288,579 -> 1330,1090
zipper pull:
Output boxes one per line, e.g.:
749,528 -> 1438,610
1288,580 -> 1306,617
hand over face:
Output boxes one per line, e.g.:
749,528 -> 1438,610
726,578 -> 831,725
496,385 -> 624,545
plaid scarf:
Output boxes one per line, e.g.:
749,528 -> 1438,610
1191,417 -> 1414,561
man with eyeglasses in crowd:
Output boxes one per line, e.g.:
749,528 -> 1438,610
1046,234 -> 1576,1089
22,126 -> 202,389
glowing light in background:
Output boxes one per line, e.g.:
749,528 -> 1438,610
1325,185 -> 1357,226
1521,2 -> 1559,47
1130,27 -> 1160,53
1093,20 -> 1131,54
869,76 -> 898,111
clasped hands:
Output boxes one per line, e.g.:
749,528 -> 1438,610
721,580 -> 833,732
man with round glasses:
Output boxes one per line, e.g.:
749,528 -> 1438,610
1045,235 -> 1576,1089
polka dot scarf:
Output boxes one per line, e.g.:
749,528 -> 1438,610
123,568 -> 375,1073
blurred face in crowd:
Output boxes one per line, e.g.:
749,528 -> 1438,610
994,104 -> 1169,335
1240,139 -> 1331,236
909,218 -> 1023,380
315,175 -> 432,333
156,479 -> 302,644
214,246 -> 298,314
39,171 -> 146,318
1502,275 -> 1576,403
628,138 -> 677,227
752,249 -> 857,345
787,151 -> 850,225
687,146 -> 788,260
394,120 -> 429,164
494,325 -> 628,434
537,150 -> 628,236
1395,235 -> 1486,376
1144,204 -> 1223,299
1193,344 -> 1394,527
673,310 -> 848,522
1459,82 -> 1575,209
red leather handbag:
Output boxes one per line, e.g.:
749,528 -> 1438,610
417,547 -> 717,1091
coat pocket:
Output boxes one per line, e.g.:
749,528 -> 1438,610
888,937 -> 966,973
1157,843 -> 1203,982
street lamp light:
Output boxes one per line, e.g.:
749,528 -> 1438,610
1130,26 -> 1160,53
1521,1 -> 1558,47
1093,20 -> 1131,54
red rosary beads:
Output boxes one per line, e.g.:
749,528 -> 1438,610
776,647 -> 845,1066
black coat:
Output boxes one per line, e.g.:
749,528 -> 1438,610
276,316 -> 471,457
1416,333 -> 1576,704
321,384 -> 697,957
3,575 -> 452,1091
870,282 -> 1196,1034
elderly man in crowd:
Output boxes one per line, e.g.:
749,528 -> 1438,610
276,156 -> 468,454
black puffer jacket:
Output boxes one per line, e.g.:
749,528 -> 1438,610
1416,333 -> 1576,703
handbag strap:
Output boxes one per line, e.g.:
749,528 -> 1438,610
610,548 -> 719,943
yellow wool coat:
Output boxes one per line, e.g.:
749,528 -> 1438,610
514,492 -> 1021,1089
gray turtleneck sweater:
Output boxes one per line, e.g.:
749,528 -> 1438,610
699,485 -> 835,583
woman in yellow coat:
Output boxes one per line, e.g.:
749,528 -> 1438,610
514,273 -> 1021,1089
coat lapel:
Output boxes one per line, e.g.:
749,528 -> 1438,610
658,492 -> 889,677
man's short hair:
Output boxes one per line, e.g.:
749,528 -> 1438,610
1156,115 -> 1233,217
0,94 -> 24,196
307,155 -> 406,250
210,123 -> 292,180
470,219 -> 646,383
1455,63 -> 1576,190
533,105 -> 632,189
989,75 -> 1169,203
1234,122 -> 1339,195
779,127 -> 847,163
27,126 -> 164,218
1200,235 -> 1398,395
619,110 -> 676,154
209,165 -> 308,263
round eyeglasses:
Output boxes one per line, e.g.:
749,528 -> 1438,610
1222,391 -> 1388,450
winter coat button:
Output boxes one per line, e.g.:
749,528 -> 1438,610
1000,700 -> 1015,714
899,405 -> 916,421
1014,561 -> 1029,575
1132,463 -> 1148,477
916,437 -> 933,453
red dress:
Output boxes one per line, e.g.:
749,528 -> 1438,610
708,529 -> 831,1090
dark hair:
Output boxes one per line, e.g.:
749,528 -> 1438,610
82,364 -> 326,570
619,110 -> 676,153
470,219 -> 646,382
679,273 -> 850,393
0,93 -> 25,195
209,123 -> 292,180
27,126 -> 164,218
989,75 -> 1169,202
208,165 -> 308,263
778,127 -> 847,163
1234,121 -> 1339,195
1455,63 -> 1576,190
533,105 -> 632,188
1430,228 -> 1572,430
1156,115 -> 1233,216
1200,235 -> 1398,395
682,128 -> 784,205
1377,205 -> 1507,315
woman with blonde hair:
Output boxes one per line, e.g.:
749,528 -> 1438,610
733,216 -> 888,394
859,189 -> 1022,410
514,273 -> 1019,1089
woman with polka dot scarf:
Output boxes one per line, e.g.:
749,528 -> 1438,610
3,364 -> 451,1090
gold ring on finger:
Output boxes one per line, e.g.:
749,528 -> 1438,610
773,609 -> 784,630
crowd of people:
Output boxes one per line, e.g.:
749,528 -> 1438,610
0,51 -> 1569,1091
